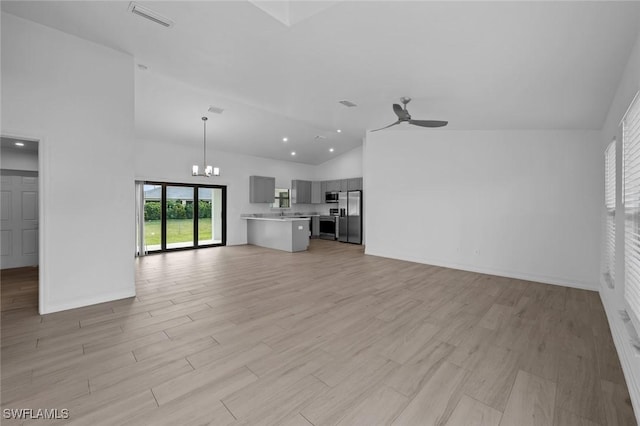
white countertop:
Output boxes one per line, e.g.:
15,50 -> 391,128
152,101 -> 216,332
242,217 -> 310,222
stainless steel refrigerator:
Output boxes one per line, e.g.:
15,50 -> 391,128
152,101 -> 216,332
338,190 -> 362,244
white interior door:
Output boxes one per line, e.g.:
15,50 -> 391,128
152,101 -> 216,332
1,174 -> 38,269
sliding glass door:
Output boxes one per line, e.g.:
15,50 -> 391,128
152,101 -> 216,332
140,182 -> 226,254
143,183 -> 163,252
198,187 -> 224,246
166,185 -> 195,249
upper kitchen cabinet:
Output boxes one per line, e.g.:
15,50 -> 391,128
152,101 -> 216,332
249,176 -> 276,203
320,178 -> 363,194
311,181 -> 322,204
291,179 -> 312,204
347,177 -> 363,191
324,180 -> 341,192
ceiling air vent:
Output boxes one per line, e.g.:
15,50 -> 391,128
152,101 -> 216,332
339,100 -> 358,108
208,106 -> 224,114
128,2 -> 174,28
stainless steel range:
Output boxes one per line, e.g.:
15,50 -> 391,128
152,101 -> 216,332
319,208 -> 339,240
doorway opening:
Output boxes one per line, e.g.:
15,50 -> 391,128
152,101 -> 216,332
1,136 -> 39,313
136,181 -> 226,255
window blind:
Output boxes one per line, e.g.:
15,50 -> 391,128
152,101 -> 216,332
606,142 -> 616,210
605,141 -> 616,287
623,92 -> 640,321
605,213 -> 615,286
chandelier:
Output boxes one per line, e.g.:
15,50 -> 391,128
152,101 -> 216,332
192,116 -> 220,177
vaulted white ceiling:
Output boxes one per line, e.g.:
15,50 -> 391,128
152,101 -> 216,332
2,1 -> 640,164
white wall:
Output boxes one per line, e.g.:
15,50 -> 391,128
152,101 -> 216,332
599,29 -> 640,420
135,138 -> 321,245
1,13 -> 136,313
365,129 -> 602,290
315,146 -> 363,180
1,147 -> 38,172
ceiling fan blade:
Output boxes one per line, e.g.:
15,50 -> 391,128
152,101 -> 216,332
393,104 -> 410,120
409,119 -> 448,128
370,120 -> 401,132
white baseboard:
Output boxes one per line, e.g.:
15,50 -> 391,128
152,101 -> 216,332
364,248 -> 598,291
599,290 -> 640,424
40,288 -> 136,315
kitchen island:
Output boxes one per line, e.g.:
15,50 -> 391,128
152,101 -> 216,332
243,217 -> 310,252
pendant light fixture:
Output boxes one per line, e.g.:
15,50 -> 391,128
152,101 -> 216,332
192,116 -> 220,177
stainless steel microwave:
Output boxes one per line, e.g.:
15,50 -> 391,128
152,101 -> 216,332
325,191 -> 339,203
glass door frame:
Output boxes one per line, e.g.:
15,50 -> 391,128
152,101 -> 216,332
143,181 -> 226,253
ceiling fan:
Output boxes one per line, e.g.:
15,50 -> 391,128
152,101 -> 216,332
371,97 -> 448,132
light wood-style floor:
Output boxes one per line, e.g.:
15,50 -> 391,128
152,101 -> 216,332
1,267 -> 38,312
1,240 -> 636,425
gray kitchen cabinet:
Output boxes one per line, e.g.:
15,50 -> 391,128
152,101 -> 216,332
311,216 -> 320,238
311,181 -> 322,204
347,177 -> 363,191
321,181 -> 327,195
291,179 -> 312,204
249,175 -> 275,203
340,179 -> 349,192
325,180 -> 341,192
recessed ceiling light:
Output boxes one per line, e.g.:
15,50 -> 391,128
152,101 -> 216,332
329,148 -> 334,152
336,129 -> 342,133
282,137 -> 288,142
291,151 -> 296,156
14,142 -> 24,147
